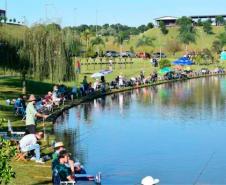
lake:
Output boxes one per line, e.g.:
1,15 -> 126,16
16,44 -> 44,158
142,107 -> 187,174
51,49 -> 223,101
54,76 -> 226,185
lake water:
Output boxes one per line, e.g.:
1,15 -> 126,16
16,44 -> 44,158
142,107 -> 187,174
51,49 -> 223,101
54,76 -> 226,185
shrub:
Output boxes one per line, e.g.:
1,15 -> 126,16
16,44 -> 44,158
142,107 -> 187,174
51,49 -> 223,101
159,59 -> 171,68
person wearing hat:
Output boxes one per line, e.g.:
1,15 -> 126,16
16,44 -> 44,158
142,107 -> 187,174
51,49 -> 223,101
26,94 -> 48,134
19,131 -> 44,164
141,176 -> 160,185
52,141 -> 76,175
52,142 -> 65,161
52,142 -> 85,175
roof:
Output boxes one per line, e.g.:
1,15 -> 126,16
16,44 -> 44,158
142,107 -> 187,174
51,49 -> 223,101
154,16 -> 178,21
190,14 -> 226,19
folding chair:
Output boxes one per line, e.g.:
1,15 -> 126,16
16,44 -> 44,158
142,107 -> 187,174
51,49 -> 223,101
52,168 -> 76,185
15,145 -> 27,162
7,120 -> 25,137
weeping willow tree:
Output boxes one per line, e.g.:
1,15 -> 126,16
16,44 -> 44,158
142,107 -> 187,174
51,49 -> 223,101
0,23 -> 81,85
22,24 -> 78,82
62,27 -> 82,82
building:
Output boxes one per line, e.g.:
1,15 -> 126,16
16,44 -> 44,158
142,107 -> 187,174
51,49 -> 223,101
154,16 -> 178,27
0,9 -> 6,17
155,14 -> 226,27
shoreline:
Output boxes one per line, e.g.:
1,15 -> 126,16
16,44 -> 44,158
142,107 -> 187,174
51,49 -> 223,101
49,72 -> 226,123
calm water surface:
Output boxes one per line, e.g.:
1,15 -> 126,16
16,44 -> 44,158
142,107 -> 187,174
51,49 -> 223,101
54,76 -> 226,185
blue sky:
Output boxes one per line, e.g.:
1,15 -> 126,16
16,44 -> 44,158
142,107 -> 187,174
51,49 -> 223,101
1,0 -> 226,27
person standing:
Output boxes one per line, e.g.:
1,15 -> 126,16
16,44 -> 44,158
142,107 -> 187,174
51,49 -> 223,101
26,94 -> 48,134
76,59 -> 81,74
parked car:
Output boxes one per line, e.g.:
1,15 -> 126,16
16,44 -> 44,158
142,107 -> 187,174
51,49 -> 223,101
152,52 -> 167,59
136,52 -> 151,58
120,51 -> 136,58
105,51 -> 119,57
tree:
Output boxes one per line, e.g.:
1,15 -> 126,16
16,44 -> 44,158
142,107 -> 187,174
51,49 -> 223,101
137,25 -> 148,33
81,29 -> 92,50
114,31 -> 130,52
176,16 -> 196,50
159,59 -> 171,68
13,18 -> 16,23
215,16 -> 224,26
91,36 -> 105,56
136,35 -> 155,48
203,20 -> 213,34
212,40 -> 222,54
195,48 -> 214,65
159,21 -> 168,35
147,22 -> 154,29
166,39 -> 182,55
197,18 -> 203,26
217,32 -> 226,46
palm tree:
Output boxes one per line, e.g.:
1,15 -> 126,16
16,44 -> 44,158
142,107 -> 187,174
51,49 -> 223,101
91,36 -> 105,56
81,29 -> 93,50
114,31 -> 129,52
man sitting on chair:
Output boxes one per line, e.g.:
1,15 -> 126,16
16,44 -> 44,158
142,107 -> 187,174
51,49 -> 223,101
19,131 -> 44,164
52,142 -> 85,175
55,150 -> 74,182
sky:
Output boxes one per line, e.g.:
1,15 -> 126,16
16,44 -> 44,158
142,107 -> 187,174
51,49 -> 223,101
1,0 -> 226,27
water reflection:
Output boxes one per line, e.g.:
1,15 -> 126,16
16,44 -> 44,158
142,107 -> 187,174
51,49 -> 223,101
54,76 -> 226,184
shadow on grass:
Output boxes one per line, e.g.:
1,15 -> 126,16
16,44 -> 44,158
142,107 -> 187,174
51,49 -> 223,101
0,104 -> 14,111
0,77 -> 53,96
0,91 -> 22,100
0,125 -> 26,132
31,180 -> 52,185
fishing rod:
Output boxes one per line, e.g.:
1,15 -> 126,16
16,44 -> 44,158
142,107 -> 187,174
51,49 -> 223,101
193,151 -> 215,185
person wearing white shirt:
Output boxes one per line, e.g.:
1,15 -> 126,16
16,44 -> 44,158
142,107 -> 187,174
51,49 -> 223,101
19,132 -> 44,164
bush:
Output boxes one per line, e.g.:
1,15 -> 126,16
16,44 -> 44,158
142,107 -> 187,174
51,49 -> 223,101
159,59 -> 171,68
0,118 -> 16,184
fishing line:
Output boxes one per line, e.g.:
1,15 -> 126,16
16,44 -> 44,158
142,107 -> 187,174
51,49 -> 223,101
193,151 -> 215,185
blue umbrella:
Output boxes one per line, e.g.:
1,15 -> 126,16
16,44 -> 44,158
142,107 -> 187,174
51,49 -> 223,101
172,57 -> 194,66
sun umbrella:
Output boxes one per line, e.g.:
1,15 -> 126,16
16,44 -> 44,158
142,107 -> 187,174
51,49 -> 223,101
158,67 -> 172,75
99,69 -> 113,75
91,72 -> 104,78
172,57 -> 194,66
91,70 -> 113,78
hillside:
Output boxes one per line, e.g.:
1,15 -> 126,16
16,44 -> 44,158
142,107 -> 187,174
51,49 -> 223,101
104,26 -> 225,57
0,24 -> 27,40
0,24 -> 225,57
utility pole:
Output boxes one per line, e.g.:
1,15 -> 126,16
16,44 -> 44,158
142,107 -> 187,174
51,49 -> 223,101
45,3 -> 52,23
95,9 -> 98,36
5,0 -> 7,18
73,8 -> 77,26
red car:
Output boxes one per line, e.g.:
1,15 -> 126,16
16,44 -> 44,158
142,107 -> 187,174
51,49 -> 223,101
136,52 -> 151,59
